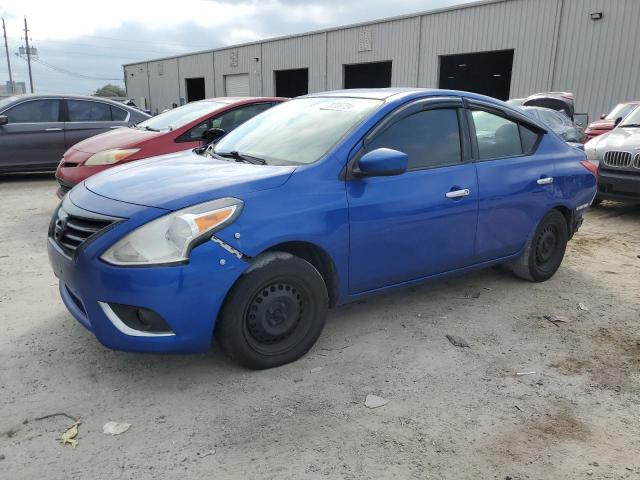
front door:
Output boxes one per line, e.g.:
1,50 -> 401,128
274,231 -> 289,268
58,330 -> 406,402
0,98 -> 65,171
346,100 -> 478,294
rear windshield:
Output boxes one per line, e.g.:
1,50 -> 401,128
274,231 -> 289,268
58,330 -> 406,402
137,101 -> 226,131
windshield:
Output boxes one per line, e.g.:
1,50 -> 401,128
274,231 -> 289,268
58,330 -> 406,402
619,107 -> 640,127
0,96 -> 20,111
213,97 -> 382,165
606,103 -> 636,121
137,101 -> 226,131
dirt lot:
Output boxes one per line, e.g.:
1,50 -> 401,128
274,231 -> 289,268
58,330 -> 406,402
1,174 -> 639,480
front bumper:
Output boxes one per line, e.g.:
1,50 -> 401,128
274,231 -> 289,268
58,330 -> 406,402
48,191 -> 249,353
597,168 -> 640,202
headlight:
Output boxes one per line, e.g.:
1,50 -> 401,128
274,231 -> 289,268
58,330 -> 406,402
101,198 -> 242,266
85,148 -> 140,166
584,139 -> 599,164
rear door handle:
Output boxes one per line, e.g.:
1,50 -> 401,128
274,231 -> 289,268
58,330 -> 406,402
44,127 -> 62,132
537,176 -> 554,185
445,188 -> 471,199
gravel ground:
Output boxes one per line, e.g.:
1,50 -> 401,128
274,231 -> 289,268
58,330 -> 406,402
1,174 -> 639,480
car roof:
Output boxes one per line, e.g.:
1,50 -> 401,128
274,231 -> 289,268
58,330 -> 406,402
202,97 -> 287,104
5,93 -> 129,105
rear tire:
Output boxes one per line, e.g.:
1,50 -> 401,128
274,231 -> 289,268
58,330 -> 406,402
215,252 -> 328,369
511,210 -> 568,282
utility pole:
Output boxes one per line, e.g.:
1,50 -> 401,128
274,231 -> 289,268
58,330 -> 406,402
2,18 -> 13,94
23,16 -> 33,93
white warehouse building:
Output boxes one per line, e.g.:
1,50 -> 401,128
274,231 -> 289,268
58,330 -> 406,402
123,0 -> 640,122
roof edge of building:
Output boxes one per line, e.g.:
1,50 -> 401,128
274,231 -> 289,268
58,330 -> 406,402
122,0 -> 513,67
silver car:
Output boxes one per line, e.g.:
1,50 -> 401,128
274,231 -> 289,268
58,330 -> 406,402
0,94 -> 150,173
585,107 -> 640,203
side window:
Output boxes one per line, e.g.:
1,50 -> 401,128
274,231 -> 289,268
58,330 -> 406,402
179,119 -> 212,142
111,106 -> 128,121
67,100 -> 111,122
519,124 -> 540,154
5,100 -> 60,123
218,103 -> 274,132
471,110 -> 523,160
367,108 -> 462,169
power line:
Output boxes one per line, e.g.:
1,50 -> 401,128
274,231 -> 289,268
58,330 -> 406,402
36,48 -> 151,60
7,36 -> 182,56
15,53 -> 122,81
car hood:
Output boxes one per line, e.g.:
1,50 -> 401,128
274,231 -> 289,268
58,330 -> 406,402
587,119 -> 614,131
593,127 -> 640,151
72,127 -> 163,154
84,150 -> 296,211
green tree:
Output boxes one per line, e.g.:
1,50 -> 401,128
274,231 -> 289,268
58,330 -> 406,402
94,84 -> 126,98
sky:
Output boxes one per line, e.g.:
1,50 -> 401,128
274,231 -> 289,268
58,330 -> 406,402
0,0 -> 466,95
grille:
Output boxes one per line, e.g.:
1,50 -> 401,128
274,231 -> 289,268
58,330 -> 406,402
49,199 -> 119,258
634,154 -> 640,169
602,151 -> 632,168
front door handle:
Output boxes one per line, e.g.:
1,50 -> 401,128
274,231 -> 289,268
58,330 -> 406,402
44,127 -> 62,132
537,176 -> 554,185
445,188 -> 471,199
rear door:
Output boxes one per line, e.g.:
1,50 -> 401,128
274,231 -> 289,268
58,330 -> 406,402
64,99 -> 129,149
347,98 -> 478,293
0,98 -> 64,171
468,101 -> 554,262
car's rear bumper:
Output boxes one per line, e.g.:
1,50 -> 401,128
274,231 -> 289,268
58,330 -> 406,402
597,168 -> 640,202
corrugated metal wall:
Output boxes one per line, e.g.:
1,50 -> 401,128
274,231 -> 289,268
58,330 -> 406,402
178,52 -> 215,101
147,58 -> 179,113
213,44 -> 262,96
326,17 -> 421,89
123,63 -> 150,109
419,0 -> 561,97
124,0 -> 640,121
261,33 -> 326,94
551,0 -> 640,118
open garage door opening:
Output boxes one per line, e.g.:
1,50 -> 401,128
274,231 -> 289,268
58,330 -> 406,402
344,61 -> 392,89
438,50 -> 514,100
185,78 -> 205,102
275,68 -> 308,98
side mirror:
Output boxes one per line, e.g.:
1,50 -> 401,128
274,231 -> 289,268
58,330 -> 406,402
201,127 -> 226,144
356,148 -> 408,177
600,113 -> 606,120
0,115 -> 8,126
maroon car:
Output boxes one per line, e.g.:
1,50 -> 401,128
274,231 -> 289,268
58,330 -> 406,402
584,101 -> 640,142
55,97 -> 285,197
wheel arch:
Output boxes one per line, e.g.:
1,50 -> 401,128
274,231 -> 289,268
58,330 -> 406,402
257,241 -> 340,307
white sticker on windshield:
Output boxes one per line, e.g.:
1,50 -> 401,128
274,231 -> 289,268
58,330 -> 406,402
320,102 -> 355,112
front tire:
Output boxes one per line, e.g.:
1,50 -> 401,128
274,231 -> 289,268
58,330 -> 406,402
511,210 -> 568,282
215,252 -> 328,369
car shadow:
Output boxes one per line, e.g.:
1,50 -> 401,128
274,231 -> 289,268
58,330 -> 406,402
0,172 -> 56,183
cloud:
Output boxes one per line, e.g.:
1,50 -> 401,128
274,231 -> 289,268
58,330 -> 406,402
0,0 -> 463,94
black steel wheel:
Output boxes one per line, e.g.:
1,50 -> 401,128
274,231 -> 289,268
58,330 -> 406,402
512,210 -> 568,282
215,252 -> 328,369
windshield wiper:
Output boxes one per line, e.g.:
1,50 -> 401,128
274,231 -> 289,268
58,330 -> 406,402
144,125 -> 159,132
217,151 -> 266,165
619,123 -> 640,128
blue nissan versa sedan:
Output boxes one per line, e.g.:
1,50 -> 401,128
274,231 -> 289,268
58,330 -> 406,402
48,89 -> 597,369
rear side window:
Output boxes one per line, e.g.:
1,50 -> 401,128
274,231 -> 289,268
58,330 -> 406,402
5,100 -> 60,123
368,108 -> 462,169
111,106 -> 128,121
471,110 -> 540,160
67,100 -> 111,122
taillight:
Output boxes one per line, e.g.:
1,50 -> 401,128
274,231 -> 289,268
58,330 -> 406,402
580,160 -> 598,178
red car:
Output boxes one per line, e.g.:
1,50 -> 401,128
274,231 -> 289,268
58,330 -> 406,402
56,97 -> 285,197
584,101 -> 640,142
